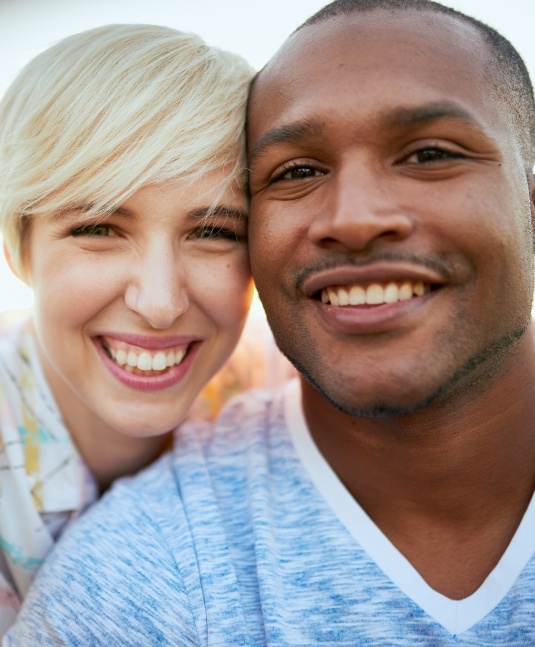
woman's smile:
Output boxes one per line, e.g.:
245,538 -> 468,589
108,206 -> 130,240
27,174 -> 252,437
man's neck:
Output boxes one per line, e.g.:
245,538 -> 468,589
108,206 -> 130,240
300,325 -> 535,598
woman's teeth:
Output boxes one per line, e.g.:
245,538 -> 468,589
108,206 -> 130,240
321,280 -> 431,306
102,343 -> 187,375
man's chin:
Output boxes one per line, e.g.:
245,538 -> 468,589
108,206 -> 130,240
295,321 -> 530,421
303,375 -> 439,419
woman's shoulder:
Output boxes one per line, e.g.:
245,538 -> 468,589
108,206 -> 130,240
0,309 -> 31,340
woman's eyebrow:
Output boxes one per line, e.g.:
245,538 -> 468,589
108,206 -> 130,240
188,205 -> 248,220
51,205 -> 135,222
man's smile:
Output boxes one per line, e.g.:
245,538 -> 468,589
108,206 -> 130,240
319,280 -> 432,306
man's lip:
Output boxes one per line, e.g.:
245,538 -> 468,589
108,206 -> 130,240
313,289 -> 436,336
301,264 -> 446,296
94,333 -> 202,350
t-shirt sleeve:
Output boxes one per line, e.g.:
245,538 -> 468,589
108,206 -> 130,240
3,467 -> 200,647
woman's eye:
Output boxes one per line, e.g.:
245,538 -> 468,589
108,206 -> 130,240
192,226 -> 239,241
405,148 -> 463,164
271,165 -> 322,183
70,224 -> 112,237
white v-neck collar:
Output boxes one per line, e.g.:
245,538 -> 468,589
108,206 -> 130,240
283,379 -> 535,636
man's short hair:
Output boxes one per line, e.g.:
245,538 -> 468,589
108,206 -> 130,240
298,0 -> 535,171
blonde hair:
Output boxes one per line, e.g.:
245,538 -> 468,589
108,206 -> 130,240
0,24 -> 254,274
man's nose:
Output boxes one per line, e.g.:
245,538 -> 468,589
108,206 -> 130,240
307,160 -> 414,250
124,243 -> 189,330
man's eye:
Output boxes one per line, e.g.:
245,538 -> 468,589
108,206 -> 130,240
405,148 -> 463,164
271,165 -> 322,183
70,224 -> 112,237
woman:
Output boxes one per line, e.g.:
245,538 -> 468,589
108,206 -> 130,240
0,24 -> 253,633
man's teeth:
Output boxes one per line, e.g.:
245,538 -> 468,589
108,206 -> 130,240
321,281 -> 430,306
105,345 -> 187,373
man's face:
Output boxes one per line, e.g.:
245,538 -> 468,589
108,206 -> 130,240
247,10 -> 535,416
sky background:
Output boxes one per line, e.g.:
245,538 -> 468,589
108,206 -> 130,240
0,0 -> 534,313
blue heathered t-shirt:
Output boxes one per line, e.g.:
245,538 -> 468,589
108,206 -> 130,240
5,380 -> 535,646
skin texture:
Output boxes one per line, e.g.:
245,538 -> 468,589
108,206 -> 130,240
248,10 -> 535,598
23,171 -> 252,488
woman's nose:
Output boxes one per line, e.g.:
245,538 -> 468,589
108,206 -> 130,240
124,244 -> 189,330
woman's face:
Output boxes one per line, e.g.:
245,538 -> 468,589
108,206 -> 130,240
24,170 -> 253,437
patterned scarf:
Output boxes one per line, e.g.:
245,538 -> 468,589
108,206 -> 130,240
0,316 -> 97,634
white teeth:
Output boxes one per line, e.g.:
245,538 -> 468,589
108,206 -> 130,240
321,280 -> 431,306
152,352 -> 167,371
327,288 -> 339,306
349,285 -> 366,305
103,342 -> 189,374
137,352 -> 152,371
116,349 -> 127,366
399,282 -> 413,301
413,281 -> 425,296
384,282 -> 399,304
337,287 -> 350,306
365,284 -> 384,305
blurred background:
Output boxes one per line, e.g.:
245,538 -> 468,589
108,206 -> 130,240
0,0 -> 534,315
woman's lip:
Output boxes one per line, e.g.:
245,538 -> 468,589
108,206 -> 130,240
95,332 -> 201,350
302,263 -> 446,296
94,340 -> 200,391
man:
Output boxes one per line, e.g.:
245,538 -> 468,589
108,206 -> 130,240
5,1 -> 535,645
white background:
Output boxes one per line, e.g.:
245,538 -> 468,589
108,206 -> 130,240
0,0 -> 534,313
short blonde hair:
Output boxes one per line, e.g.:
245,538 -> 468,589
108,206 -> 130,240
0,24 -> 254,274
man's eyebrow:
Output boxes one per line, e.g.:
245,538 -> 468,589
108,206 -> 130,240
188,205 -> 248,220
248,103 -> 484,165
249,121 -> 323,165
380,102 -> 484,130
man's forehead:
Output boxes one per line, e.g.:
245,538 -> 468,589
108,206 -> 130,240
248,9 -> 495,140
251,8 -> 487,102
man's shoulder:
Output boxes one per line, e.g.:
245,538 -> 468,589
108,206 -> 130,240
69,451 -> 179,535
176,382 -> 292,461
50,381 -> 299,568
4,448 -> 201,645
196,382 -> 285,428
111,449 -> 186,520
79,383 -> 292,530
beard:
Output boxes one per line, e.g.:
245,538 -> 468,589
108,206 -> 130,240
277,319 -> 530,419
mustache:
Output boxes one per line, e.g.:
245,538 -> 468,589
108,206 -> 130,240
293,251 -> 453,290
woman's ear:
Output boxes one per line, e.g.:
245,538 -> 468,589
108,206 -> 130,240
4,242 -> 29,285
